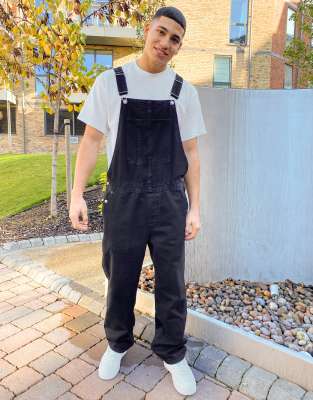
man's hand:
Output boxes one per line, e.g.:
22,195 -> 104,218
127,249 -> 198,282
185,208 -> 201,240
69,193 -> 89,231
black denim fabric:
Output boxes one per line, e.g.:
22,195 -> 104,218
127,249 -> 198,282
101,67 -> 189,364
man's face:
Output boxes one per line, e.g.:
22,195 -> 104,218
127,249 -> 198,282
143,16 -> 184,66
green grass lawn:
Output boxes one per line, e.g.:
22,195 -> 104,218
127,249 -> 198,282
0,153 -> 107,218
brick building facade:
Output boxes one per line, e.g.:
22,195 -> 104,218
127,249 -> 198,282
0,0 -> 302,154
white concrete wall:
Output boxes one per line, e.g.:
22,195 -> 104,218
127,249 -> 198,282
185,88 -> 313,285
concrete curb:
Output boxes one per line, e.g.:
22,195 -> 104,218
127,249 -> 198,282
1,235 -> 313,398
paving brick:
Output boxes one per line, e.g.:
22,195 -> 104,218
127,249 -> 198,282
33,313 -> 73,333
71,370 -> 123,400
40,294 -> 59,304
0,272 -> 20,283
24,299 -> 46,310
64,312 -> 101,333
28,281 -> 41,288
29,238 -> 44,247
54,236 -> 68,245
35,287 -> 51,295
0,291 -> 15,302
43,327 -> 76,346
56,358 -> 95,384
186,336 -> 207,366
66,235 -> 80,243
120,343 -> 153,375
0,302 -> 14,314
229,391 -> 251,400
7,291 -> 42,307
1,366 -> 43,395
304,393 -> 313,400
187,377 -> 230,400
43,237 -> 56,246
29,350 -> 69,376
84,323 -> 106,339
194,345 -> 228,377
239,366 -> 277,400
0,327 -> 42,353
133,315 -> 151,338
0,324 -> 20,341
67,289 -> 82,304
0,306 -> 33,325
12,309 -> 52,329
58,393 -> 81,400
4,338 -> 54,368
80,339 -> 107,367
125,354 -> 167,392
191,367 -> 205,382
267,378 -> 306,400
0,385 -> 14,400
216,355 -> 251,390
0,350 -> 5,358
10,284 -> 35,295
14,373 -> 71,400
103,381 -> 145,400
62,304 -> 88,318
14,276 -> 32,285
0,359 -> 16,379
83,299 -> 104,315
0,281 -> 19,291
141,322 -> 155,343
145,373 -> 185,400
44,300 -> 72,313
55,332 -> 100,360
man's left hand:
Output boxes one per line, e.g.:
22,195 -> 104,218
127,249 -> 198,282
185,208 -> 201,240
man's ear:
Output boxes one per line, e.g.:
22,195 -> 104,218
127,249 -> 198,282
143,22 -> 151,41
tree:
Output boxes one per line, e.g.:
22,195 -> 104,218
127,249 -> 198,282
284,0 -> 313,87
0,0 -> 163,217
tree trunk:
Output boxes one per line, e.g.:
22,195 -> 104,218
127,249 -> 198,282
50,73 -> 63,217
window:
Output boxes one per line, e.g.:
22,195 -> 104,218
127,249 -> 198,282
286,8 -> 296,45
83,50 -> 113,72
0,104 -> 16,134
284,65 -> 293,89
44,107 -> 85,136
213,56 -> 232,88
229,0 -> 249,45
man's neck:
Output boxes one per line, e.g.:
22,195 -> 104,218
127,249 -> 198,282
136,54 -> 167,74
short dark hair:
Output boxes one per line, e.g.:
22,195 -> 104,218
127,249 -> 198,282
152,6 -> 186,33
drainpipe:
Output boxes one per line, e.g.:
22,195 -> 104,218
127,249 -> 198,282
248,0 -> 254,88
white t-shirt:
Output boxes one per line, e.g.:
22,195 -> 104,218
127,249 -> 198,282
77,60 -> 207,168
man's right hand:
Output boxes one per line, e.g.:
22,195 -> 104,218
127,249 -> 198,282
69,193 -> 89,231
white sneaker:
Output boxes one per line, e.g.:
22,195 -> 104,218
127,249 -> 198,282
164,357 -> 197,396
98,344 -> 127,380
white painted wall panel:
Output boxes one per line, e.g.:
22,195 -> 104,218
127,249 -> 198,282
185,88 -> 313,284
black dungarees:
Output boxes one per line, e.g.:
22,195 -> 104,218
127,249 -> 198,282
102,66 -> 189,364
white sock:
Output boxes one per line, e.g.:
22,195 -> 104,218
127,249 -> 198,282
98,344 -> 127,380
164,357 -> 197,396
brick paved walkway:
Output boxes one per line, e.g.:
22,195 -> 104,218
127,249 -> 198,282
0,261 -> 293,400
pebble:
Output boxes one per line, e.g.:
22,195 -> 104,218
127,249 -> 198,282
269,302 -> 278,311
256,297 -> 266,306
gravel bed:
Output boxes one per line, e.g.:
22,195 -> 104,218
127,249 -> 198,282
139,265 -> 313,357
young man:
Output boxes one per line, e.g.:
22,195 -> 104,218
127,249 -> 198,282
70,6 -> 207,396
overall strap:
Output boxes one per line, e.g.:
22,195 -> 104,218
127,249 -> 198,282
114,66 -> 128,96
170,74 -> 183,99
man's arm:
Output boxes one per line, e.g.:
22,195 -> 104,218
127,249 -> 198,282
72,125 -> 103,196
69,125 -> 104,231
182,137 -> 201,240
